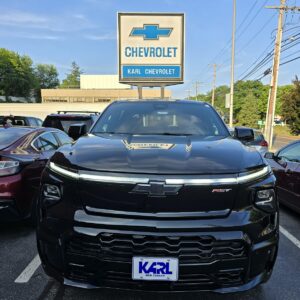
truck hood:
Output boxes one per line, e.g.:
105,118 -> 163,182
55,134 -> 263,175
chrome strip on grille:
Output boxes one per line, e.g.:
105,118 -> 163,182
49,162 -> 270,186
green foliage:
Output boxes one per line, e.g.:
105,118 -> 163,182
281,77 -> 300,135
35,64 -> 59,89
211,85 -> 230,113
60,61 -> 82,88
0,48 -> 35,98
234,80 -> 269,121
277,85 -> 293,115
191,80 -> 294,128
236,93 -> 260,128
34,64 -> 59,102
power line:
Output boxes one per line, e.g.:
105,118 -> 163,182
221,11 -> 277,66
235,0 -> 269,42
238,38 -> 275,79
280,54 -> 300,65
197,0 -> 264,79
239,34 -> 300,80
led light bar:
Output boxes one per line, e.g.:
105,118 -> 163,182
165,177 -> 237,185
49,163 -> 270,185
49,162 -> 79,179
79,173 -> 149,184
237,166 -> 270,184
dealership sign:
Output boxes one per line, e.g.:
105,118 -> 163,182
118,13 -> 185,85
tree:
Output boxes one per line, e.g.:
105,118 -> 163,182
234,80 -> 269,121
237,93 -> 260,128
35,64 -> 59,89
276,84 -> 293,116
281,77 -> 300,135
0,48 -> 36,98
34,64 -> 59,102
60,61 -> 82,88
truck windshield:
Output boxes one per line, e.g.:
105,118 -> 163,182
92,102 -> 229,137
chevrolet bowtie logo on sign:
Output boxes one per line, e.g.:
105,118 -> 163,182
118,13 -> 184,84
130,25 -> 173,40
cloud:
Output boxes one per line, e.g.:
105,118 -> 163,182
85,34 -> 116,41
21,34 -> 62,40
0,10 -> 96,32
0,30 -> 61,40
0,11 -> 48,28
72,14 -> 87,20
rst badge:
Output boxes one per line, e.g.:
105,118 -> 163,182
132,257 -> 178,281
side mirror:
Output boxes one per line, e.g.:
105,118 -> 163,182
264,152 -> 275,159
68,124 -> 87,140
234,127 -> 254,142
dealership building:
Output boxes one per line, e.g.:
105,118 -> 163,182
41,75 -> 171,103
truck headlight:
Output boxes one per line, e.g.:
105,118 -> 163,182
255,189 -> 276,213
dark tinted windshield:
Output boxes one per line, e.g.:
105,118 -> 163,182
0,128 -> 31,149
92,102 -> 229,137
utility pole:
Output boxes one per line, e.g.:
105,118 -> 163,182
264,1 -> 300,148
193,81 -> 202,100
185,89 -> 192,100
264,0 -> 291,149
229,0 -> 236,127
209,64 -> 221,107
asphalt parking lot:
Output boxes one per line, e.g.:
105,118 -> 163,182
0,206 -> 299,300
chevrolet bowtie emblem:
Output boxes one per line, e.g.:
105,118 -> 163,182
131,182 -> 182,196
130,24 -> 173,40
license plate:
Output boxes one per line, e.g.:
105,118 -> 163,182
132,257 -> 178,281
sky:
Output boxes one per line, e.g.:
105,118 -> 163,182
1,0 -> 300,99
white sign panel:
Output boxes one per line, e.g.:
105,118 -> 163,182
225,93 -> 231,109
118,13 -> 185,85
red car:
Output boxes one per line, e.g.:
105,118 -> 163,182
0,126 -> 72,222
265,140 -> 300,213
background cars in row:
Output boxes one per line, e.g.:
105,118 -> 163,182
0,126 -> 72,222
0,115 -> 43,127
42,111 -> 100,136
265,140 -> 300,214
229,127 -> 268,155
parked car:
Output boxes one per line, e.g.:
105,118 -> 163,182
250,130 -> 269,155
265,140 -> 300,213
37,100 -> 278,293
0,115 -> 43,127
42,111 -> 100,138
229,127 -> 268,155
0,126 -> 72,222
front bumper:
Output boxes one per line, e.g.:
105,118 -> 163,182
37,208 -> 279,293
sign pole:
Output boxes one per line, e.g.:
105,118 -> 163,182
229,0 -> 236,127
138,86 -> 143,100
161,86 -> 165,99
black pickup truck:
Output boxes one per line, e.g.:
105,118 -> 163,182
37,100 -> 278,293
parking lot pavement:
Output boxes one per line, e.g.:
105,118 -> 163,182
1,207 -> 300,300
